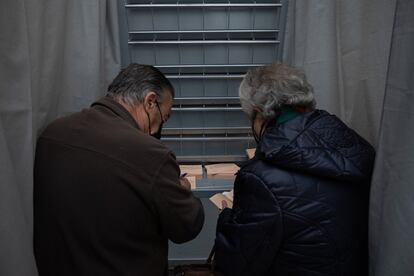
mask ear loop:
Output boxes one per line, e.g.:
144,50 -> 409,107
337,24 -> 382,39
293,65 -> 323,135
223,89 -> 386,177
251,110 -> 261,144
155,101 -> 165,123
152,100 -> 165,139
258,120 -> 266,140
145,99 -> 164,136
145,110 -> 152,135
144,101 -> 156,136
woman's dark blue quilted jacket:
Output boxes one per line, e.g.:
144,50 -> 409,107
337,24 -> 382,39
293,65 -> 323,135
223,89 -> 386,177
215,110 -> 375,276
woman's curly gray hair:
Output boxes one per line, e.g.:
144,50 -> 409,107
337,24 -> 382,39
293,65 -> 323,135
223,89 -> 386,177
239,63 -> 316,120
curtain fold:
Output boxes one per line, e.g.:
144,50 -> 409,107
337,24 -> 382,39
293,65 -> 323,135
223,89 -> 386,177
283,0 -> 396,145
0,1 -> 120,275
0,1 -> 38,275
369,0 -> 414,275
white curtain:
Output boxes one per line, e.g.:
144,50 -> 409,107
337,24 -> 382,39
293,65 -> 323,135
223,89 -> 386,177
369,0 -> 414,275
283,0 -> 396,145
0,0 -> 120,275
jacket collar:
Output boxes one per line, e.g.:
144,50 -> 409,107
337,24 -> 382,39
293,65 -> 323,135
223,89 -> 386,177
91,97 -> 140,130
257,109 -> 375,182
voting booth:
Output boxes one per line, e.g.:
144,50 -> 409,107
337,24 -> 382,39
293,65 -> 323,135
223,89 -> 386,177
117,0 -> 288,264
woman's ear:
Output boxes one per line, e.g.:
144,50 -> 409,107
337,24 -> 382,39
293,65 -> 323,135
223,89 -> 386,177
252,107 -> 264,120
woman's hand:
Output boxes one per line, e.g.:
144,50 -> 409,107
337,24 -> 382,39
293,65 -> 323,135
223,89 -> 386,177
220,200 -> 228,212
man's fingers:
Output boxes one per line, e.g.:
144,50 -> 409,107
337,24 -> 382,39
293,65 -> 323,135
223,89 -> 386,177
179,177 -> 191,190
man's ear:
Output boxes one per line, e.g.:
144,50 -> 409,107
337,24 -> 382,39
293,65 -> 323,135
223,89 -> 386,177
143,91 -> 158,110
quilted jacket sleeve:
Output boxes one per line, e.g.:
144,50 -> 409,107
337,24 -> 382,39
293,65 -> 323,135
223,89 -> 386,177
214,171 -> 283,276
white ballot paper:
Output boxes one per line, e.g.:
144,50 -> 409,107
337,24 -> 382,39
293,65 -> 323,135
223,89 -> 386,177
210,189 -> 234,209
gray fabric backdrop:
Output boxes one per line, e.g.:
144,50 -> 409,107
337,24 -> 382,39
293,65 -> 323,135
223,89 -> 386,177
0,0 -> 120,275
369,0 -> 414,275
283,0 -> 396,145
0,0 -> 413,275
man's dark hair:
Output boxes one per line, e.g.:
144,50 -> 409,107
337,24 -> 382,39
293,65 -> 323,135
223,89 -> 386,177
107,63 -> 174,105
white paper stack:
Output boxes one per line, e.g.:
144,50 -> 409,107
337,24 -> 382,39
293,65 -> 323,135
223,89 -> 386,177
205,163 -> 239,180
209,189 -> 234,209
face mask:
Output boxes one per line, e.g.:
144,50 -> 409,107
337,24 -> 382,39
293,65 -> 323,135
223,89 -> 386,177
252,125 -> 259,144
251,109 -> 281,144
152,121 -> 163,140
252,121 -> 266,144
152,101 -> 165,140
145,101 -> 165,140
251,111 -> 263,144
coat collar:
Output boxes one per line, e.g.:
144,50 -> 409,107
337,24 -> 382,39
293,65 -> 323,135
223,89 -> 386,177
258,109 -> 375,182
91,97 -> 140,130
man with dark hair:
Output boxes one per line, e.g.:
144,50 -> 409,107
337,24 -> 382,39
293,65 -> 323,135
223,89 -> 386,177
34,64 -> 204,276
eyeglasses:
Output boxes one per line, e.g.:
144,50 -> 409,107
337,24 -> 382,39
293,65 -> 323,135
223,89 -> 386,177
155,101 -> 166,123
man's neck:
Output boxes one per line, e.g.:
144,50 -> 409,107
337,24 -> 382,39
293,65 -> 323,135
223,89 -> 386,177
117,100 -> 147,132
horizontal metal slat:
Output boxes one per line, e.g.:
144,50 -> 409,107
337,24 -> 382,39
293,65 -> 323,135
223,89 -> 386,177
176,154 -> 247,163
171,106 -> 242,111
129,29 -> 279,34
173,96 -> 240,105
162,136 -> 253,141
155,63 -> 266,68
166,74 -> 245,79
163,126 -> 250,135
126,3 -> 282,8
128,39 -> 279,44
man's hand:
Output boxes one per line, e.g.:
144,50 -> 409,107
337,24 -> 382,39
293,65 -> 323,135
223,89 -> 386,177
179,176 -> 191,191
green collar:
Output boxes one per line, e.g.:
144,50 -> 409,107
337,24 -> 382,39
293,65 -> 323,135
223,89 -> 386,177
276,107 -> 301,125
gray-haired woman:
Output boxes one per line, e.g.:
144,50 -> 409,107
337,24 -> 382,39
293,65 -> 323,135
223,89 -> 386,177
214,63 -> 375,276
